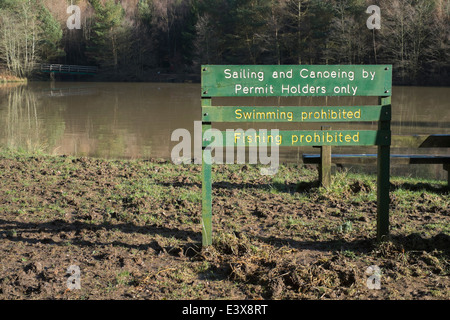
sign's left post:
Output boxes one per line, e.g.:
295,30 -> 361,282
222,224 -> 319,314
201,96 -> 213,246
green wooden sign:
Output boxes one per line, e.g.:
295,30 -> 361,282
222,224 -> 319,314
203,130 -> 390,147
201,65 -> 392,97
202,105 -> 391,122
200,65 -> 392,246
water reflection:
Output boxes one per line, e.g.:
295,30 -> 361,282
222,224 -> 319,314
40,86 -> 99,97
1,84 -> 51,152
0,82 -> 448,180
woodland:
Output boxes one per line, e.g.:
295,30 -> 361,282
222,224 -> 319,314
0,0 -> 449,85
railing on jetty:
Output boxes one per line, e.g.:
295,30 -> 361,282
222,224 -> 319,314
40,64 -> 98,75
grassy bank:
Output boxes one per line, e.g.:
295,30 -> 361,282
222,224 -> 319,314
0,149 -> 448,300
0,73 -> 27,83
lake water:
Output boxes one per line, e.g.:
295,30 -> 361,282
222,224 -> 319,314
0,82 -> 449,180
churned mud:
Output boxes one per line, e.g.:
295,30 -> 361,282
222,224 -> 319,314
0,153 -> 448,300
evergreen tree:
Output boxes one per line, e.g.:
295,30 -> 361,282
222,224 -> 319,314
38,5 -> 64,63
86,0 -> 125,71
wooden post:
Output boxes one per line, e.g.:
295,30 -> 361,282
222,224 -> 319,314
377,96 -> 391,241
201,98 -> 213,246
319,126 -> 331,188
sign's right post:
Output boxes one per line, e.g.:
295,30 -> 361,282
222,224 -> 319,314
377,95 -> 391,241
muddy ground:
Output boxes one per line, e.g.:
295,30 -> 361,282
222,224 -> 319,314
0,154 -> 448,300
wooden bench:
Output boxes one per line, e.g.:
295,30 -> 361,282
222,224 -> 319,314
303,134 -> 450,187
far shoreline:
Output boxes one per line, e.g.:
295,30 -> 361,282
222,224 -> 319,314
0,73 -> 27,84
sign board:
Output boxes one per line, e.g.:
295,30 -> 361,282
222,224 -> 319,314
201,65 -> 392,97
200,65 -> 392,246
203,130 -> 390,147
202,105 -> 391,123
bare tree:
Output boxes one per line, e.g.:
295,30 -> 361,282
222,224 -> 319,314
326,0 -> 370,65
421,0 -> 450,83
379,0 -> 438,83
0,1 -> 40,78
284,0 -> 310,64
